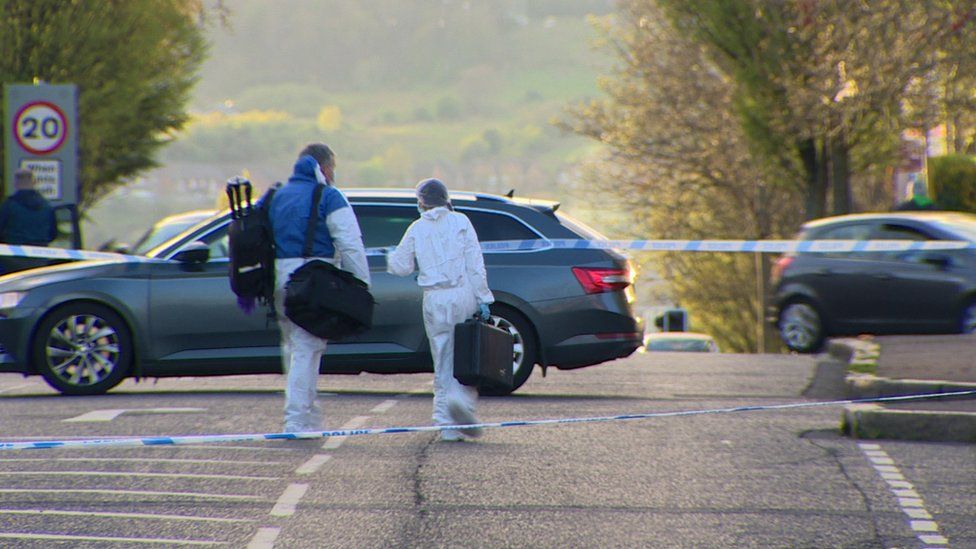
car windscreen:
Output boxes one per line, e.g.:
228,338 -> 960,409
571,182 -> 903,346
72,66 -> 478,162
133,220 -> 204,256
932,217 -> 976,243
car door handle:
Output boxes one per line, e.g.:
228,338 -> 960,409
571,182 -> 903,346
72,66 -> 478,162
813,268 -> 832,276
871,273 -> 893,280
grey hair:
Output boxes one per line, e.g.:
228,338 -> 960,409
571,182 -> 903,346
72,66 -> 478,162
300,142 -> 335,167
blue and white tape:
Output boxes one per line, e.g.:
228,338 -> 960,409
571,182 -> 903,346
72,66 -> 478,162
2,238 -> 972,265
1,390 -> 972,451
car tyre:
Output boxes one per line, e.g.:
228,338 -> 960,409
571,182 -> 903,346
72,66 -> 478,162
478,306 -> 538,396
778,300 -> 825,354
32,303 -> 133,396
961,299 -> 976,334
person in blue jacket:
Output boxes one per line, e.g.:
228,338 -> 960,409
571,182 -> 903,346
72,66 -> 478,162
268,144 -> 371,433
0,169 -> 57,246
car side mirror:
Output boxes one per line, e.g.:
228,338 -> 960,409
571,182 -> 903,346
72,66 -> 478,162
173,241 -> 210,264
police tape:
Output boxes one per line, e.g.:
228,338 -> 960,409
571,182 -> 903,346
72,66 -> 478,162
2,238 -> 973,265
1,389 -> 973,451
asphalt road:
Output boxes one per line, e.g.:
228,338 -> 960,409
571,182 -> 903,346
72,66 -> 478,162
0,351 -> 973,548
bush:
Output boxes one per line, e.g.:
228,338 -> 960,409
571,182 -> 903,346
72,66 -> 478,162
928,155 -> 976,212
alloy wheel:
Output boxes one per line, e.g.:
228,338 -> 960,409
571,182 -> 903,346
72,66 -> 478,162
487,314 -> 526,377
779,302 -> 823,353
43,313 -> 123,388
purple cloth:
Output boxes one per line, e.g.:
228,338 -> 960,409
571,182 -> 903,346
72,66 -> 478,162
237,296 -> 257,315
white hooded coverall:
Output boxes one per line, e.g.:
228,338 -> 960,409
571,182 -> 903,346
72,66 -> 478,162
387,206 -> 494,430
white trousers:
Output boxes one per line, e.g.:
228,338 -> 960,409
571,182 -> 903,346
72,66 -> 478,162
275,257 -> 328,432
424,284 -> 479,426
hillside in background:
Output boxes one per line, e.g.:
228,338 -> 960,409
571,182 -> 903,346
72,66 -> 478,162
85,0 -> 615,248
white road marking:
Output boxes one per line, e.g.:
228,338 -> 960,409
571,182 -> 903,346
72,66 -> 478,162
0,471 -> 277,481
904,508 -> 933,520
858,443 -> 949,548
63,409 -> 127,422
0,508 -> 250,523
296,454 -> 332,475
0,488 -> 260,500
910,520 -> 939,532
0,383 -> 32,394
270,483 -> 308,517
322,416 -> 370,450
0,532 -> 224,545
64,407 -> 207,422
247,527 -> 280,549
370,399 -> 399,414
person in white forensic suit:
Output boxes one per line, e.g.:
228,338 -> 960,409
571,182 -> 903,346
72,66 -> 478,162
267,143 -> 370,433
387,178 -> 494,441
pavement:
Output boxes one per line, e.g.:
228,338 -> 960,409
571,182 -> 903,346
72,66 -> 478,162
809,334 -> 976,443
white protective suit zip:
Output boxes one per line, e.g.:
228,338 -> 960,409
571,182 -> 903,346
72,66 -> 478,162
387,206 -> 494,435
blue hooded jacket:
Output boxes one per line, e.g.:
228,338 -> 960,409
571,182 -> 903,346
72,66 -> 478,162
267,155 -> 352,258
0,190 -> 57,246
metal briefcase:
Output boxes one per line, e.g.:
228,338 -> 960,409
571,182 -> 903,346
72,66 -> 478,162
453,317 -> 514,389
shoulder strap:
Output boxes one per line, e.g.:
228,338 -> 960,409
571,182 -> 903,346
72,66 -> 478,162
301,184 -> 325,258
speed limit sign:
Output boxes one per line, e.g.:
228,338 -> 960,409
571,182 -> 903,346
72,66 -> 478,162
4,83 -> 78,206
13,100 -> 68,155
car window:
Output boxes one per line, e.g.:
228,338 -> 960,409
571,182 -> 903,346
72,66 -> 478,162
871,223 -> 935,262
461,209 -> 540,242
810,223 -> 874,259
169,223 -> 229,261
353,205 -> 418,248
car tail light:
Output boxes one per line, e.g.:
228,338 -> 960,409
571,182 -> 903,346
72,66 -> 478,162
572,266 -> 632,294
771,256 -> 793,285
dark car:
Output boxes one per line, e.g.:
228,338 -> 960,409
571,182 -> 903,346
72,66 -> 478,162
0,189 -> 643,395
770,212 -> 976,353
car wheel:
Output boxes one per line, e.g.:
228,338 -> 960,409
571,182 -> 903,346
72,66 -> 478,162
961,299 -> 976,334
478,306 -> 538,396
778,300 -> 825,354
32,303 -> 133,396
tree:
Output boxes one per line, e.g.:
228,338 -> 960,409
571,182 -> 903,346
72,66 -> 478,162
657,0 -> 974,219
0,0 -> 216,210
561,2 -> 803,352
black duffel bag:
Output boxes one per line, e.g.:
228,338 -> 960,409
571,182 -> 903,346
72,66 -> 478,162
284,259 -> 374,340
282,182 -> 374,340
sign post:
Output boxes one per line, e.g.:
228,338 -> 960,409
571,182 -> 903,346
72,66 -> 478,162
3,83 -> 81,247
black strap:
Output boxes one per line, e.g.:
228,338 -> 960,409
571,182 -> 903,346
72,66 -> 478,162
301,183 -> 325,258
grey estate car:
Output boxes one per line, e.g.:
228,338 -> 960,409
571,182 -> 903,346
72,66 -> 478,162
0,189 -> 642,395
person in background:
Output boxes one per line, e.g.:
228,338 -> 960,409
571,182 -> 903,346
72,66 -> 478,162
0,168 -> 57,246
895,174 -> 937,211
267,143 -> 371,433
387,178 -> 494,442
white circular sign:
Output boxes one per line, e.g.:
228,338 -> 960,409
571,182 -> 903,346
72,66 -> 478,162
13,101 -> 68,155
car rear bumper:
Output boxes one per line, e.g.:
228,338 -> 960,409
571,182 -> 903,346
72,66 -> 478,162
546,331 -> 643,369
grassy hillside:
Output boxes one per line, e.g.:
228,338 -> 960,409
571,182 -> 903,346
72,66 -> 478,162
87,0 -> 615,249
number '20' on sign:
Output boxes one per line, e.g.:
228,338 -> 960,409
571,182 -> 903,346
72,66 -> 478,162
13,101 -> 67,155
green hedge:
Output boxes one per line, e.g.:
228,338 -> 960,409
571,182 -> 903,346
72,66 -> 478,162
929,155 -> 976,212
